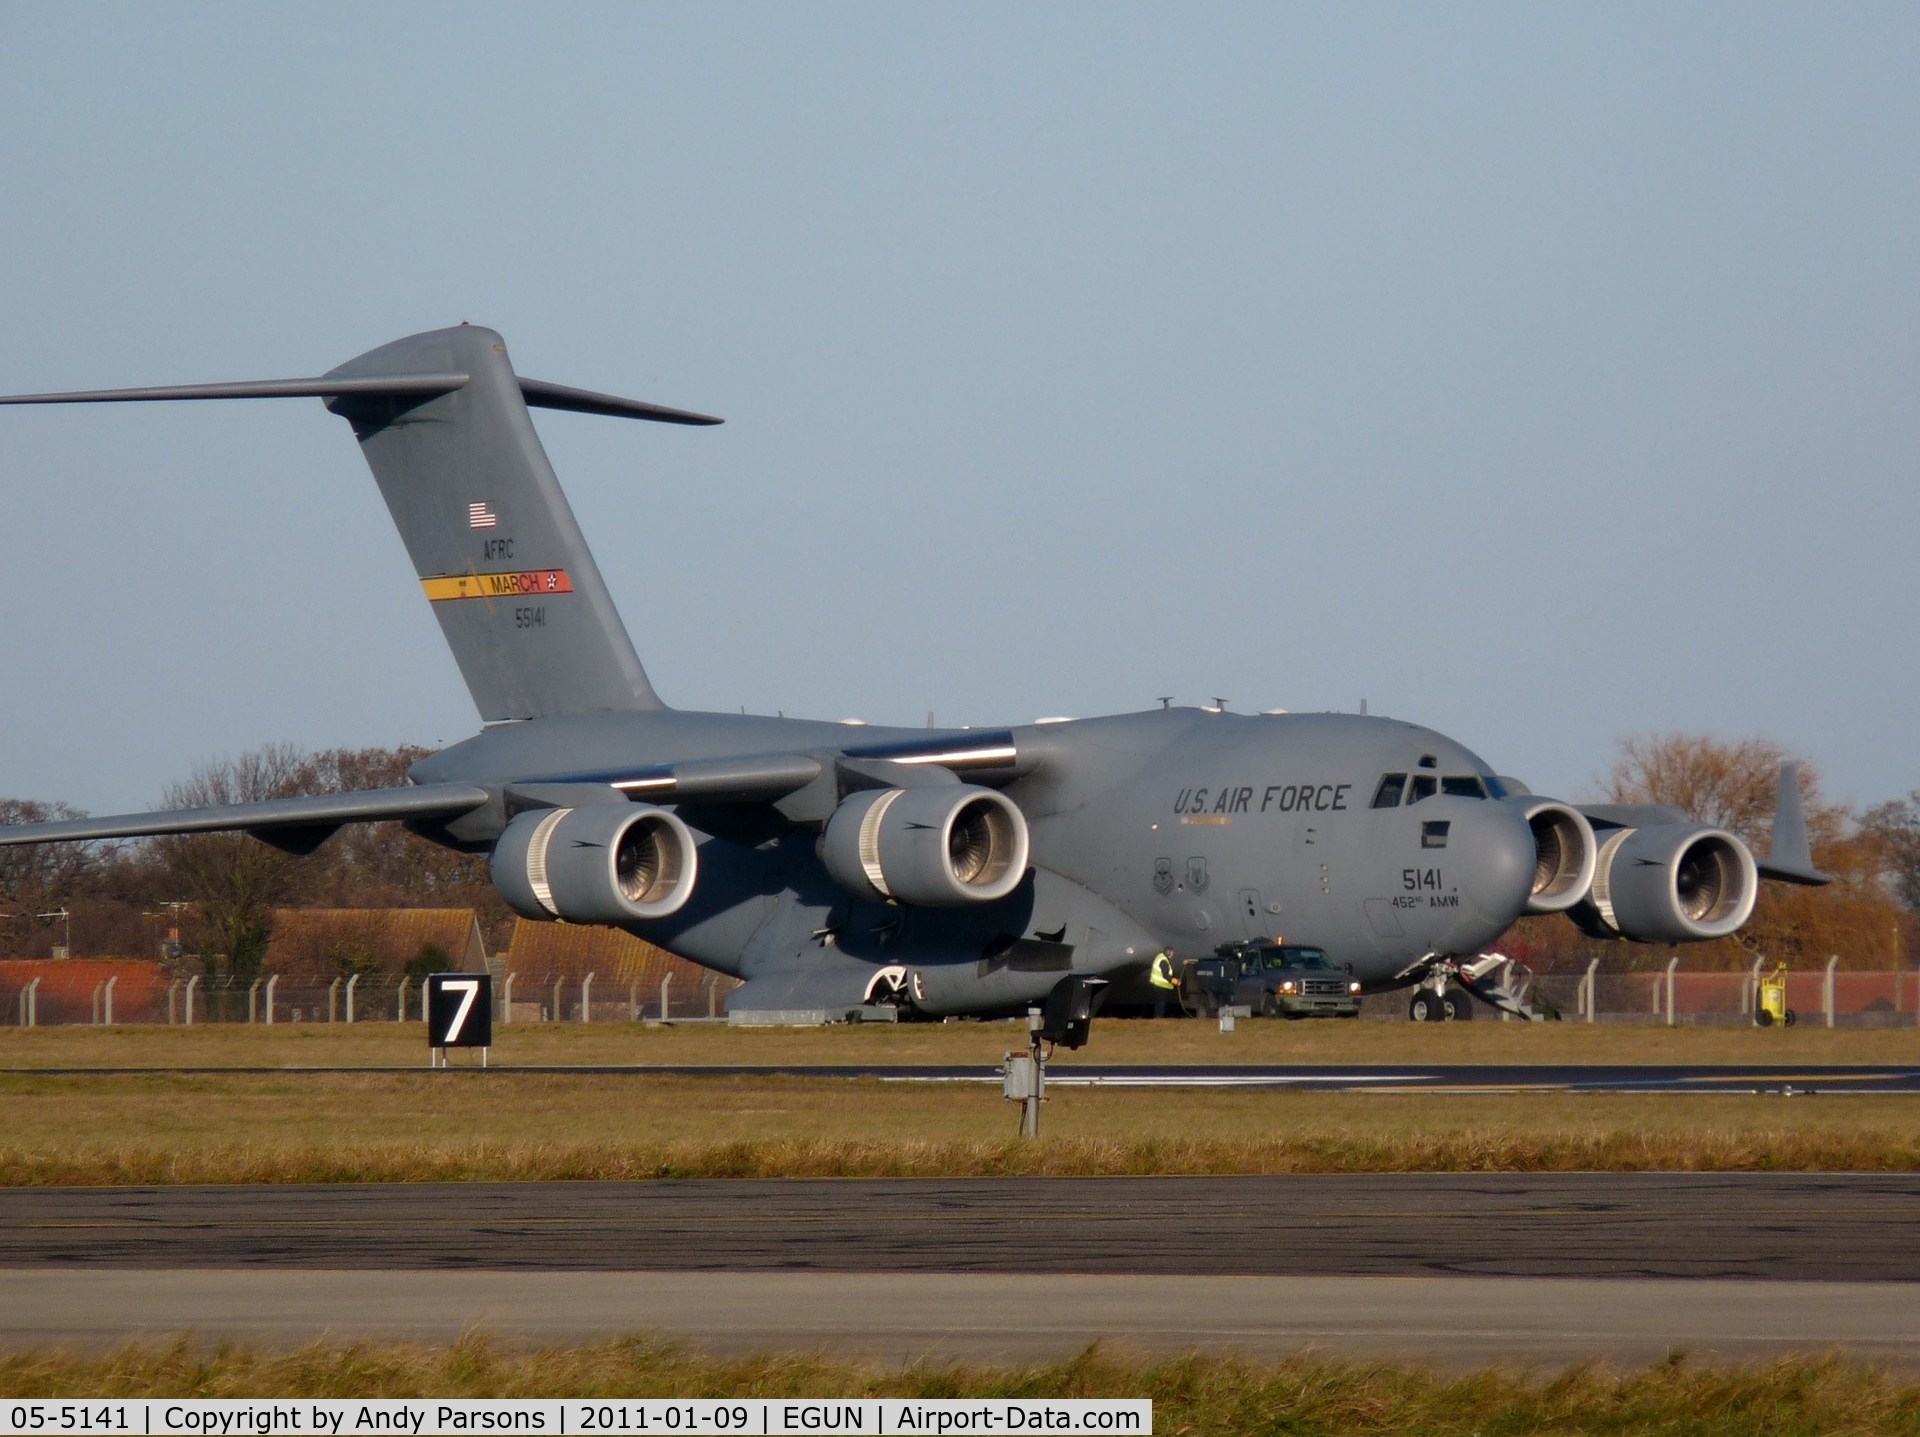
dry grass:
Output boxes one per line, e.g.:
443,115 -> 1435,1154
2,1336 -> 1918,1434
2,1071 -> 1916,1183
1,1015 -> 1917,1069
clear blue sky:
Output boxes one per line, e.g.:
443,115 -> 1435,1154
3,2 -> 1916,816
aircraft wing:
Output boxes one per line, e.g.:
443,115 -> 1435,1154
0,784 -> 493,852
1577,761 -> 1830,887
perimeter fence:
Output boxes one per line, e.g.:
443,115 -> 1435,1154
3,956 -> 1915,1029
2,964 -> 742,1028
1362,960 -> 1918,1027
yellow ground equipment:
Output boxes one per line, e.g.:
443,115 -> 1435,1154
1754,964 -> 1796,1027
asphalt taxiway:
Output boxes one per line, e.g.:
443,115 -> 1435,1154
16,1061 -> 1920,1091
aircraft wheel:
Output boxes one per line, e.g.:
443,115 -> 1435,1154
1443,990 -> 1474,1021
1408,992 -> 1445,1022
1784,1009 -> 1798,1027
1755,1009 -> 1774,1028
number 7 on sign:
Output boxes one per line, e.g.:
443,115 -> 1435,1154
427,972 -> 494,1056
442,979 -> 479,1042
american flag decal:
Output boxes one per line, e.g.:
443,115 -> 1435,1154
468,502 -> 498,530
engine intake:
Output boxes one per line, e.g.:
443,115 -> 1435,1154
1520,800 -> 1597,915
1574,823 -> 1757,943
821,784 -> 1030,906
491,803 -> 698,923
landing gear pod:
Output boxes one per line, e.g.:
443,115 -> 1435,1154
821,785 -> 1030,906
491,804 -> 698,923
1575,824 -> 1758,943
1519,800 -> 1598,915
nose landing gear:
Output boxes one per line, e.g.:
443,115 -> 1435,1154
1397,951 -> 1543,1021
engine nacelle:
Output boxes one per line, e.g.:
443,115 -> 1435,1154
820,784 -> 1030,907
490,803 -> 698,923
1520,799 -> 1597,915
1574,824 -> 1758,943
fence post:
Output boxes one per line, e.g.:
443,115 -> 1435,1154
345,974 -> 359,1024
551,974 -> 563,1022
659,973 -> 673,1021
1745,954 -> 1765,1017
630,979 -> 640,1023
104,975 -> 117,1027
328,977 -> 340,1023
184,974 -> 198,1027
264,974 -> 278,1025
501,972 -> 514,1024
1581,958 -> 1598,1022
247,977 -> 262,1024
397,976 -> 411,1023
92,982 -> 103,1026
1664,956 -> 1679,1027
581,972 -> 595,1024
1824,954 -> 1839,1028
25,977 -> 40,1028
167,979 -> 178,1026
709,975 -> 719,1019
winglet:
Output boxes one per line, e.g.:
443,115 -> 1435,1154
1758,762 -> 1830,886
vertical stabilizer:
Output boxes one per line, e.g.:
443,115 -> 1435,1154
324,326 -> 665,721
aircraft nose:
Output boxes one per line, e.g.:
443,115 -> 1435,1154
1434,799 -> 1536,947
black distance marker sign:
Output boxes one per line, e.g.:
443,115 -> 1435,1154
426,972 -> 493,1048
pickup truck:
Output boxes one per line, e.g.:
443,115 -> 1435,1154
1179,941 -> 1364,1019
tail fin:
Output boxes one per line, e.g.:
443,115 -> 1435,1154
2,324 -> 720,721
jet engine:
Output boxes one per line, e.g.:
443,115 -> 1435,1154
490,803 -> 698,923
821,784 -> 1030,906
1520,800 -> 1597,915
1573,824 -> 1758,943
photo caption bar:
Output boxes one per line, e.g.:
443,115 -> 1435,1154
0,1400 -> 1151,1436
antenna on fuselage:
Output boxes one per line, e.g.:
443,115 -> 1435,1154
1157,696 -> 1173,710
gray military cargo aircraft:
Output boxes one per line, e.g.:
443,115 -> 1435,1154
0,325 -> 1829,1031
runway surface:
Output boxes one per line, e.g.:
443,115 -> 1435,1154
4,1173 -> 1918,1279
7,1175 -> 1920,1366
10,1269 -> 1920,1370
15,1061 -> 1920,1091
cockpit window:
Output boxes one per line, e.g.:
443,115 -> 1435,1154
1406,775 -> 1437,804
1442,776 -> 1486,799
1371,774 -> 1406,808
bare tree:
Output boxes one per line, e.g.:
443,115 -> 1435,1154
149,744 -> 314,980
1604,733 -> 1843,852
0,799 -> 95,957
1861,793 -> 1920,914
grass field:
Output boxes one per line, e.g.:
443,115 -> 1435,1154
3,1022 -> 1917,1182
2,1016 -> 1916,1069
4,1338 -> 1918,1435
3,1066 -> 1917,1183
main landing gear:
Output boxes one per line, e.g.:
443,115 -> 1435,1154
1408,988 -> 1473,1022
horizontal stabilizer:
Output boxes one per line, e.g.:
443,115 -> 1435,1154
0,375 -> 469,405
0,373 -> 720,425
0,783 -> 491,847
519,378 -> 722,425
